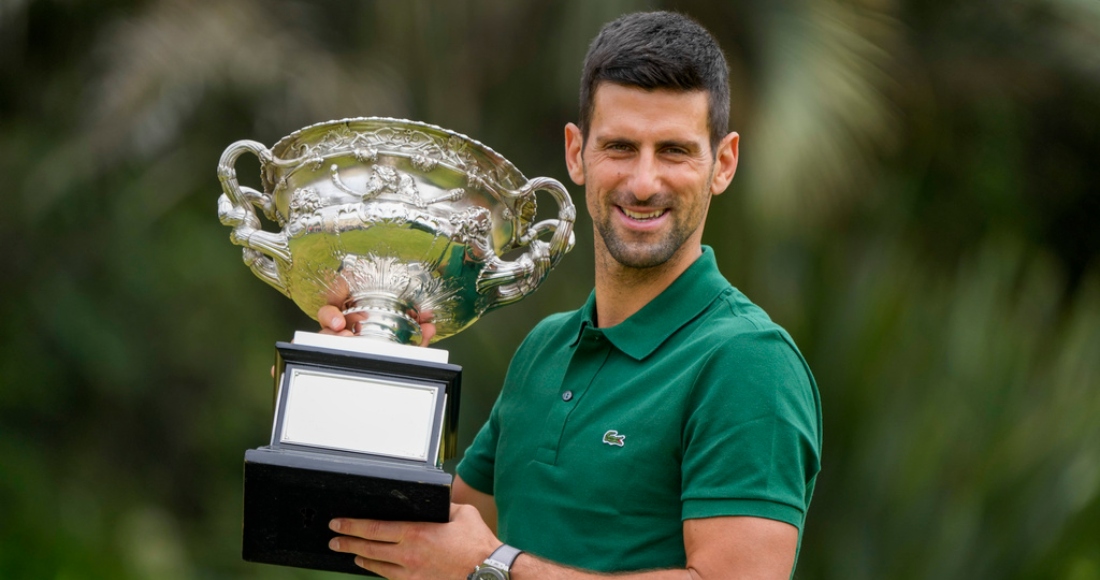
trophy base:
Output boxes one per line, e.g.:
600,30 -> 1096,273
242,447 -> 452,577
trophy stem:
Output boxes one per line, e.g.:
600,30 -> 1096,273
344,295 -> 423,345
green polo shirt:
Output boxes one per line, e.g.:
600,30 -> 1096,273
457,247 -> 821,573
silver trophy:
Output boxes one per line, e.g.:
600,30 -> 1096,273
217,117 -> 575,344
217,117 -> 575,576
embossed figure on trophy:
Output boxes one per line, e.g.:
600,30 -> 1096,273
335,165 -> 427,208
285,188 -> 325,237
449,207 -> 495,260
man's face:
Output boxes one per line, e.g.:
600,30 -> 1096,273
565,84 -> 738,270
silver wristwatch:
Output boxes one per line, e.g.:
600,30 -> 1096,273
468,544 -> 523,580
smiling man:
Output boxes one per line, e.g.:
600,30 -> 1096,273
322,11 -> 822,580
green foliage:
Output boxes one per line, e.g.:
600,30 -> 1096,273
1,1 -> 1097,578
790,235 -> 1100,578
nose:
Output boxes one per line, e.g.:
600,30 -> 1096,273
626,150 -> 661,201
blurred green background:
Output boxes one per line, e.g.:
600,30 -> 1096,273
2,0 -> 1098,578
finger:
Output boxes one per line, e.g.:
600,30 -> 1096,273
329,536 -> 406,576
329,535 -> 397,559
344,311 -> 368,336
318,305 -> 347,333
319,328 -> 357,337
354,556 -> 403,579
330,518 -> 405,543
419,322 -> 437,347
411,309 -> 436,347
328,535 -> 403,576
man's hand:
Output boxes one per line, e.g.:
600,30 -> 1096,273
328,507 -> 797,580
317,304 -> 437,346
329,503 -> 500,580
318,304 -> 357,336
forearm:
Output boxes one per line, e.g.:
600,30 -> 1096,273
509,515 -> 796,580
512,554 -> 694,580
453,476 -> 498,534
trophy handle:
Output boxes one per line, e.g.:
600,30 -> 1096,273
217,139 -> 292,296
477,176 -> 576,308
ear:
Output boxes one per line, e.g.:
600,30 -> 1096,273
710,132 -> 739,195
564,122 -> 586,186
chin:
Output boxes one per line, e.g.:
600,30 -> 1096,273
606,243 -> 679,269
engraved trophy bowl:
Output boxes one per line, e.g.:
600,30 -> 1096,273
217,117 -> 576,345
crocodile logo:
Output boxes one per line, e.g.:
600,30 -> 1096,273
602,430 -> 626,447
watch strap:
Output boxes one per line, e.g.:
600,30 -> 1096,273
467,543 -> 524,580
484,543 -> 523,571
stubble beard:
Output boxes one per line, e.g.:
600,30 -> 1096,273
593,190 -> 704,270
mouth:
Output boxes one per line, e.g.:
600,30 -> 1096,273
619,207 -> 668,221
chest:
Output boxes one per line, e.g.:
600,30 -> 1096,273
494,337 -> 705,510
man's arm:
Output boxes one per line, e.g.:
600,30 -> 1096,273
453,475 -> 498,534
318,310 -> 800,578
510,516 -> 797,580
328,510 -> 798,580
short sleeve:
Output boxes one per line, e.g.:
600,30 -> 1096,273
456,399 -> 500,495
680,329 -> 822,529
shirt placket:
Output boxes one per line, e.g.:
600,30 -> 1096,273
534,327 -> 611,465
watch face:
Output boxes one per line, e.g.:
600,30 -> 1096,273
473,568 -> 507,580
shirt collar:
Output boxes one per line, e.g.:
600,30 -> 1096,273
570,246 -> 731,360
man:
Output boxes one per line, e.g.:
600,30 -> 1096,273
319,11 -> 821,580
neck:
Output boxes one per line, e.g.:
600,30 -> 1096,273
592,242 -> 702,328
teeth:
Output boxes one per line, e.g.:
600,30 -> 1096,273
622,208 -> 664,220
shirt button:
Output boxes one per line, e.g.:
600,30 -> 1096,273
562,390 -> 574,402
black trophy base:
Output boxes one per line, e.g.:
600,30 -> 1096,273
242,447 -> 452,576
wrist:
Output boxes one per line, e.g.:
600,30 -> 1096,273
468,543 -> 523,580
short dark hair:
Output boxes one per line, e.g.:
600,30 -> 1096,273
578,11 -> 731,151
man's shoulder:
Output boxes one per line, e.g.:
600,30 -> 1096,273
518,309 -> 577,342
510,307 -> 583,357
684,289 -> 820,434
691,287 -> 811,375
499,308 -> 584,388
532,308 -> 580,332
697,286 -> 787,339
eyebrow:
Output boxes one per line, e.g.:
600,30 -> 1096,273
656,139 -> 703,152
593,135 -> 704,153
